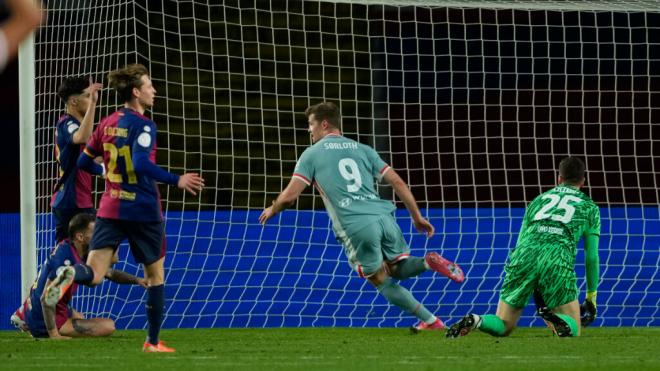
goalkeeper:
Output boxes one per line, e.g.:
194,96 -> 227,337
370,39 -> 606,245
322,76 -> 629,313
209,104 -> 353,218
447,156 -> 600,338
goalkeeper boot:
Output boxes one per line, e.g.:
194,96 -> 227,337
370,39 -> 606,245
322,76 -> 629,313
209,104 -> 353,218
445,314 -> 478,338
537,307 -> 572,337
44,266 -> 75,307
410,318 -> 445,334
143,340 -> 176,353
10,306 -> 28,332
425,252 -> 465,283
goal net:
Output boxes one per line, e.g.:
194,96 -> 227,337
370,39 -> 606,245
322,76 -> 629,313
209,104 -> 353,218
29,0 -> 660,329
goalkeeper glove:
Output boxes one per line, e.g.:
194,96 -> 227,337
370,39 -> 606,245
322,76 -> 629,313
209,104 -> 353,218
580,291 -> 597,327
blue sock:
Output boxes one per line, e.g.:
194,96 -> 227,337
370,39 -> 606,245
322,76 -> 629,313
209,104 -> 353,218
377,277 -> 435,323
390,257 -> 427,280
73,264 -> 94,285
146,284 -> 165,345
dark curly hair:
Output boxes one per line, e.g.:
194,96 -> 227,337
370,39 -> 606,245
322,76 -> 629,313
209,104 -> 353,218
57,76 -> 88,102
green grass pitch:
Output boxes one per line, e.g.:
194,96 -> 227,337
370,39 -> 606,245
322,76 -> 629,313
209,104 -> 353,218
1,327 -> 659,370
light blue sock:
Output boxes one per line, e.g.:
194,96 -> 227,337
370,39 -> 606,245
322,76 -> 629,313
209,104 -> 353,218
390,257 -> 427,280
377,277 -> 435,323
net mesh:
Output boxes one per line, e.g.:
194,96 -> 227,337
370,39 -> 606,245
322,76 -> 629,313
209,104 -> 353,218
31,0 -> 660,328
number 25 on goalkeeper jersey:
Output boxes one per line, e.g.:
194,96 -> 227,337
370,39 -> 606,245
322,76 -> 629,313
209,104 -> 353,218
516,184 -> 600,259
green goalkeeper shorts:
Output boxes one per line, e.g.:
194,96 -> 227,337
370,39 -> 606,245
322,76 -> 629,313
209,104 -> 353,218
338,214 -> 410,278
500,244 -> 578,309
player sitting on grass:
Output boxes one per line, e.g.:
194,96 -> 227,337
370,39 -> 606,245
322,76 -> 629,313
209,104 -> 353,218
18,213 -> 147,339
260,102 -> 464,333
446,157 -> 600,338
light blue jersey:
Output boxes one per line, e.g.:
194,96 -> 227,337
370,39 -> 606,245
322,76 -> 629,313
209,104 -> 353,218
293,134 -> 396,239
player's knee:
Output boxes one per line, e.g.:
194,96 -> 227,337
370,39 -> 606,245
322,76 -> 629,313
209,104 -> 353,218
146,277 -> 164,286
366,266 -> 389,287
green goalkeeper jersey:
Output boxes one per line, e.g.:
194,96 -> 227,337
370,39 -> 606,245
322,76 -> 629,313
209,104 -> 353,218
292,134 -> 396,238
516,184 -> 601,259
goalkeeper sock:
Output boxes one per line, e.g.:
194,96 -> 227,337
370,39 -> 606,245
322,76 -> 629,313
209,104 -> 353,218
478,314 -> 506,337
555,313 -> 579,337
145,284 -> 165,345
391,257 -> 427,279
72,264 -> 94,286
377,277 -> 435,323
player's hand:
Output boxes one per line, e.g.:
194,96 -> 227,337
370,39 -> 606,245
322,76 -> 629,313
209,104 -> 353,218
259,206 -> 275,225
48,332 -> 71,340
178,173 -> 205,195
412,216 -> 435,237
88,77 -> 103,105
136,278 -> 149,289
580,292 -> 597,326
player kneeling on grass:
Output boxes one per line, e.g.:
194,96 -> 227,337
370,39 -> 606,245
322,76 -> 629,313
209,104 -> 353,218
17,213 -> 147,339
260,102 -> 464,333
446,157 -> 600,339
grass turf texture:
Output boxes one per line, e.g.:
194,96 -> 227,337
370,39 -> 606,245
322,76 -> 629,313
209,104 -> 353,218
1,327 -> 659,370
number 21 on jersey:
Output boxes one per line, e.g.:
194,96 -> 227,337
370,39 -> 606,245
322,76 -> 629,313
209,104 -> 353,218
533,194 -> 582,224
103,143 -> 137,184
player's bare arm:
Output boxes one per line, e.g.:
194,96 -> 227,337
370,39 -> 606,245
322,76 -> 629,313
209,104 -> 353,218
105,268 -> 149,288
39,279 -> 70,340
71,78 -> 103,144
259,177 -> 307,224
383,169 -> 434,237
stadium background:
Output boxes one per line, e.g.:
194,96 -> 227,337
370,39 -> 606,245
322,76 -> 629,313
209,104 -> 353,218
1,1 -> 659,330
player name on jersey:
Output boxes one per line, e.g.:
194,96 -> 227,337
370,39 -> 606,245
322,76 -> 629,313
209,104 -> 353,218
323,142 -> 358,150
104,126 -> 128,137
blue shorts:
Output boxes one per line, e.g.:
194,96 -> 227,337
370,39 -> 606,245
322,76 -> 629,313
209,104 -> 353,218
52,208 -> 96,242
91,217 -> 166,265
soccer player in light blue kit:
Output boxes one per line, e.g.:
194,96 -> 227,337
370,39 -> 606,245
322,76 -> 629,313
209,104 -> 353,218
260,102 -> 464,332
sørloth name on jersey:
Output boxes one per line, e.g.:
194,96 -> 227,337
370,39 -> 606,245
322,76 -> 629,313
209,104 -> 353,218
323,142 -> 358,150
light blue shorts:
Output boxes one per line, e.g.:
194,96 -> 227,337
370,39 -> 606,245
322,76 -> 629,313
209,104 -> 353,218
338,214 -> 410,277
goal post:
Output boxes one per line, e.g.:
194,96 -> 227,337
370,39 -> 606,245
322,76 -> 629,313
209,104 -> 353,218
18,30 -> 37,302
21,0 -> 660,329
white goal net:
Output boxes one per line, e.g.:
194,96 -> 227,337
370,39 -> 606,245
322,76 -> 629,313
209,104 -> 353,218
28,0 -> 660,329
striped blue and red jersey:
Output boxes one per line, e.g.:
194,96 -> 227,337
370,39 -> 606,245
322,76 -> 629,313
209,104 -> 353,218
82,108 -> 167,222
24,240 -> 82,331
50,114 -> 93,209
